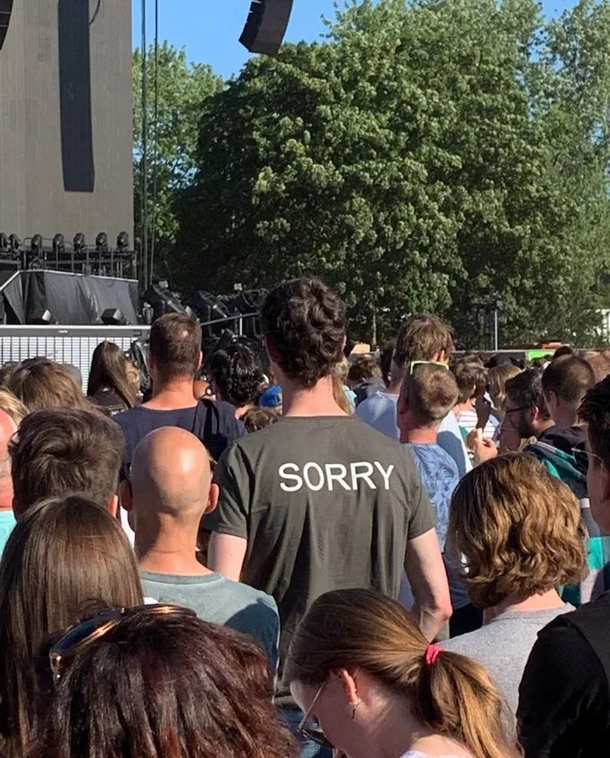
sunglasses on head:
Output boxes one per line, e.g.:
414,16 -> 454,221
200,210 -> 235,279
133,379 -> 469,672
407,360 -> 449,375
49,604 -> 197,685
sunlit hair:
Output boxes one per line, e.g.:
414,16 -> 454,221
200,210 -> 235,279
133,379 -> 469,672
284,589 -> 518,758
451,360 -> 487,403
0,496 -> 143,756
0,389 -> 27,427
394,316 -> 453,372
87,341 -> 137,408
29,610 -> 296,758
448,453 -> 587,608
488,364 -> 522,414
8,360 -> 90,413
400,363 -> 459,427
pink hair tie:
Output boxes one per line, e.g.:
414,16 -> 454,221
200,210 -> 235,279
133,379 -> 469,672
425,643 -> 443,666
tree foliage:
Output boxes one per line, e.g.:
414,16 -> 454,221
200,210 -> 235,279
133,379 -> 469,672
133,43 -> 222,278
176,0 -> 610,346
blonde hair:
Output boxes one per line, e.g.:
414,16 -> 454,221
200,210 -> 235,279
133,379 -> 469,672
8,361 -> 90,413
284,589 -> 518,758
449,453 -> 587,608
0,389 -> 27,427
488,364 -> 522,414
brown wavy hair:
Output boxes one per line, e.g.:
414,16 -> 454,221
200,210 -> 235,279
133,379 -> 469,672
87,341 -> 137,408
8,360 -> 90,413
29,609 -> 296,758
448,453 -> 587,608
488,364 -> 522,414
284,589 -> 518,758
261,278 -> 346,388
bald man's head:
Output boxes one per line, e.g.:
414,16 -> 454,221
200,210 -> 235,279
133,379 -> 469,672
128,427 -> 215,525
0,409 -> 16,510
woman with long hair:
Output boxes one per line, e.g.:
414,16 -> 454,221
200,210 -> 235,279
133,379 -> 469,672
0,496 -> 143,756
284,588 -> 519,758
30,606 -> 296,758
87,341 -> 138,415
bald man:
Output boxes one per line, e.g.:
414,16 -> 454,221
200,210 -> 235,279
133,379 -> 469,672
0,409 -> 17,557
121,426 -> 279,668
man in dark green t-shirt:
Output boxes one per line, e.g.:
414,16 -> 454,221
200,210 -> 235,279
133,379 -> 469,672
207,278 -> 451,746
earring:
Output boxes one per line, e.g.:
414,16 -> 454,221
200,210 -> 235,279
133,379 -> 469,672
351,698 -> 361,720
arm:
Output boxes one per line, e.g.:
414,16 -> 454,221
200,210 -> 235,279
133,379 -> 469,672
208,532 -> 248,582
405,528 -> 452,640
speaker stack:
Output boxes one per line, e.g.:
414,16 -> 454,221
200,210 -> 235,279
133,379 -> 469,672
0,0 -> 13,51
240,0 -> 294,56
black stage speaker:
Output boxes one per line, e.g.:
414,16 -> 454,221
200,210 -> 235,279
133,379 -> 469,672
240,0 -> 294,55
0,0 -> 13,51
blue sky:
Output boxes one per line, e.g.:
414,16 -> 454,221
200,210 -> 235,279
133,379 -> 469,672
132,0 -> 578,79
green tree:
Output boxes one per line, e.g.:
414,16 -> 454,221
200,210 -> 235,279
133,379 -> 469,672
177,0 -> 610,346
133,43 -> 222,282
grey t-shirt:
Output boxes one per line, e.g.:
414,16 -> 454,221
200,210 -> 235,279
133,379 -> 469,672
208,415 -> 436,701
140,570 -> 279,670
442,604 -> 575,715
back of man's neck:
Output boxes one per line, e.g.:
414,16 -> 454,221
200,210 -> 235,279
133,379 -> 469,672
406,428 -> 438,445
137,540 -> 212,577
283,377 -> 348,418
144,380 -> 197,410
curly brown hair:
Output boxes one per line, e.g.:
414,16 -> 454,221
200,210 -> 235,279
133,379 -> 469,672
261,278 -> 346,388
448,453 -> 587,608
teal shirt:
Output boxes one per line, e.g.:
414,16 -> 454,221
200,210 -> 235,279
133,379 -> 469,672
0,510 -> 16,559
140,570 -> 280,670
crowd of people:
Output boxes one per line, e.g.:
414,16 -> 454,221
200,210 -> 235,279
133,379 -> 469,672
0,275 -> 607,756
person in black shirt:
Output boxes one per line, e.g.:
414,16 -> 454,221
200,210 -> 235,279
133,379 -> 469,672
518,376 -> 610,757
115,314 -> 245,478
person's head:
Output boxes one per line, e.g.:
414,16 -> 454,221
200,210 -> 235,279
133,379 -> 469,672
284,589 -> 517,758
451,361 -> 487,405
379,339 -> 396,385
30,606 -> 295,758
542,356 -> 595,427
8,360 -> 90,413
398,364 -> 459,441
580,378 -> 610,532
261,277 -> 346,389
0,362 -> 17,388
581,351 -> 610,383
448,454 -> 586,609
242,407 -> 280,433
208,344 -> 264,410
87,341 -> 137,408
487,364 -> 522,416
148,313 -> 202,386
502,369 -> 551,445
0,410 -> 16,510
9,409 -> 124,518
553,345 -> 575,360
347,355 -> 382,388
122,427 -> 218,550
0,496 -> 143,753
392,316 -> 453,383
0,389 -> 27,427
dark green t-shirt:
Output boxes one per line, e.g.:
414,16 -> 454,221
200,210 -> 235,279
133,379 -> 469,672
209,415 -> 435,700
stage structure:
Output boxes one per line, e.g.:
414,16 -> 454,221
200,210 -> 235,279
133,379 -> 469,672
0,0 -> 133,245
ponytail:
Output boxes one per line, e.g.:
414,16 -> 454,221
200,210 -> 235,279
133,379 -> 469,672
414,645 -> 517,758
284,589 -> 519,758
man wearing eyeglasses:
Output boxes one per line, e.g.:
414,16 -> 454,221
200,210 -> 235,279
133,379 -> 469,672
518,377 -> 610,758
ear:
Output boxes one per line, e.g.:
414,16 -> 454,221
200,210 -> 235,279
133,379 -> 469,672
332,668 -> 360,706
265,335 -> 280,365
119,479 -> 133,513
197,351 -> 203,371
205,483 -> 219,515
107,493 -> 119,518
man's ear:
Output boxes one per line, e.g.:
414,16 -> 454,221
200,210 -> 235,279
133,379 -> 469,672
205,483 -> 219,515
119,479 -> 133,513
107,493 -> 119,518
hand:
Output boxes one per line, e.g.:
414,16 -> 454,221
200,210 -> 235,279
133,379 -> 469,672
474,436 -> 498,465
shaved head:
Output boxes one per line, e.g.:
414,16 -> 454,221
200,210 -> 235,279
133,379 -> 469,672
0,409 -> 16,510
130,427 -> 213,522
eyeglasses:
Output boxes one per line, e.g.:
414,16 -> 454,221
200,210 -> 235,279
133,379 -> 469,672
297,681 -> 334,749
49,604 -> 197,685
571,447 -> 603,471
408,360 -> 449,375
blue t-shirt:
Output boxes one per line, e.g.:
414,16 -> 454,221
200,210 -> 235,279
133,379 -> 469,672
407,443 -> 459,550
0,510 -> 15,559
357,392 -> 471,478
140,570 -> 280,670
115,400 -> 246,478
